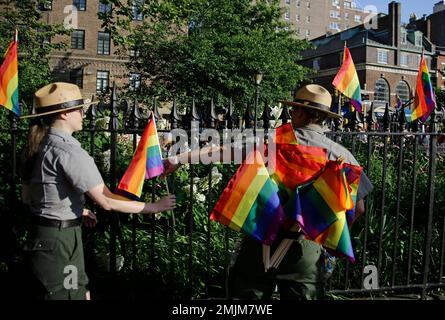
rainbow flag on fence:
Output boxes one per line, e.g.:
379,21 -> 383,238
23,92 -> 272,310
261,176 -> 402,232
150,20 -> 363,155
210,150 -> 286,245
0,35 -> 19,116
287,161 -> 357,262
404,55 -> 436,123
332,46 -> 362,113
116,116 -> 164,199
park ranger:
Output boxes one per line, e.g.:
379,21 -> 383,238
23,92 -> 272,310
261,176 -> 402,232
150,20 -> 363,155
229,84 -> 373,300
20,82 -> 176,300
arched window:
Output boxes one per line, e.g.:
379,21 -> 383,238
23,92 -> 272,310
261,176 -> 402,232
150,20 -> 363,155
395,80 -> 410,102
374,78 -> 390,104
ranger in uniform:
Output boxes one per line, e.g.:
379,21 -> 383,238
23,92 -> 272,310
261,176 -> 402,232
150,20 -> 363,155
229,84 -> 373,300
21,82 -> 176,300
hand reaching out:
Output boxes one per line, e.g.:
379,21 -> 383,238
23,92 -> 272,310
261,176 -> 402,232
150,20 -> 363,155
152,194 -> 176,214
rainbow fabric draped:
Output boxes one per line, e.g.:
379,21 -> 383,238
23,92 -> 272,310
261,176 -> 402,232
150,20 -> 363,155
405,56 -> 436,123
332,46 -> 362,113
273,123 -> 297,145
116,117 -> 164,199
210,150 -> 286,245
0,39 -> 19,116
288,161 -> 356,262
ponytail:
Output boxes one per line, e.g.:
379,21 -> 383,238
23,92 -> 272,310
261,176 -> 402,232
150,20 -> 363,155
21,115 -> 57,180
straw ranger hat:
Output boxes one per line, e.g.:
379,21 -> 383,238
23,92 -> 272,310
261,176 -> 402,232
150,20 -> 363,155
279,84 -> 341,119
21,82 -> 98,119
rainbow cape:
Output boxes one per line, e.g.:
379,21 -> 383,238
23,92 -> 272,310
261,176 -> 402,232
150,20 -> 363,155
405,56 -> 436,122
116,116 -> 164,199
287,161 -> 357,262
332,46 -> 362,113
210,150 -> 286,245
0,39 -> 19,116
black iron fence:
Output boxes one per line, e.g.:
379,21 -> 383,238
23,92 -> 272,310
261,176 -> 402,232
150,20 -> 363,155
0,86 -> 444,300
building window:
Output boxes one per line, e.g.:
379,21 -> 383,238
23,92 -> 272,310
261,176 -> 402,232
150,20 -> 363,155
354,15 -> 361,22
37,29 -> 51,48
330,10 -> 340,19
344,1 -> 351,9
295,27 -> 300,34
395,81 -> 410,102
442,63 -> 445,79
374,78 -> 390,103
305,29 -> 310,37
306,1 -> 310,9
71,29 -> 85,49
306,16 -> 311,23
296,0 -> 300,7
400,53 -> 409,66
415,34 -> 422,47
129,46 -> 141,57
332,0 -> 340,7
351,1 -> 357,8
330,22 -> 340,30
38,1 -> 52,10
296,14 -> 300,22
285,10 -> 290,20
99,1 -> 112,14
377,49 -> 388,64
73,0 -> 86,11
401,29 -> 407,44
129,73 -> 141,91
285,0 -> 291,4
313,58 -> 321,71
132,0 -> 143,20
97,32 -> 110,55
96,71 -> 109,93
345,13 -> 349,20
69,68 -> 83,88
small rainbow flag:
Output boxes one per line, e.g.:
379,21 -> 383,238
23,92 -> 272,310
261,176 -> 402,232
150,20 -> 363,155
116,116 -> 164,199
211,150 -> 286,245
405,55 -> 436,123
332,46 -> 362,113
344,163 -> 363,226
288,161 -> 357,262
0,36 -> 19,116
273,123 -> 297,145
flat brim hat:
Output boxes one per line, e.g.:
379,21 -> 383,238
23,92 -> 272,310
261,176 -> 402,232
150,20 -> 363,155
21,82 -> 98,119
279,84 -> 341,119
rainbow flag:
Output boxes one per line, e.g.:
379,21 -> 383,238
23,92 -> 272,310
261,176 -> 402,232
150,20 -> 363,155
332,46 -> 362,113
268,143 -> 327,202
344,163 -> 363,226
288,161 -> 357,262
0,38 -> 19,116
405,56 -> 436,123
116,116 -> 164,199
210,150 -> 286,245
273,123 -> 297,145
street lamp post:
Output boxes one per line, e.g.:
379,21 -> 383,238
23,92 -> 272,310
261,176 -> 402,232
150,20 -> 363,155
253,71 -> 263,137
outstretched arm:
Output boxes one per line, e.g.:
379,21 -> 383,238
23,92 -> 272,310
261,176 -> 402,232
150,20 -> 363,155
86,183 -> 176,215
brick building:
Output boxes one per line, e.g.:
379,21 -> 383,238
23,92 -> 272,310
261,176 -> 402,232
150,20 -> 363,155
38,0 -> 142,98
299,1 -> 436,113
280,0 -> 369,40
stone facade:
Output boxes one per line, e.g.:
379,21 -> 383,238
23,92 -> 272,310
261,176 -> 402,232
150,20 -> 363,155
39,0 -> 134,98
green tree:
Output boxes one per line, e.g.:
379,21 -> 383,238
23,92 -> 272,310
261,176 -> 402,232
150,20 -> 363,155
101,0 -> 310,108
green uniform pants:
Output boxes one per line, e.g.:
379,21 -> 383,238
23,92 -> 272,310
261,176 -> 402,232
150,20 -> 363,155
229,236 -> 330,300
24,225 -> 88,300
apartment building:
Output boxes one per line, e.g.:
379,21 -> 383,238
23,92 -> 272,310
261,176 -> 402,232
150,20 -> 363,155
299,2 -> 436,110
280,0 -> 369,40
37,0 -> 142,98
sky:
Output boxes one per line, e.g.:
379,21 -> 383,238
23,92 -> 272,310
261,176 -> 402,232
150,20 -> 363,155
355,0 -> 440,23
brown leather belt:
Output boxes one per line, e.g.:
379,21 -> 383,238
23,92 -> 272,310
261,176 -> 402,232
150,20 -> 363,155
34,216 -> 82,229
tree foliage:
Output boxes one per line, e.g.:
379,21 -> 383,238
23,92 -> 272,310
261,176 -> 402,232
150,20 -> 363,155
101,0 -> 310,109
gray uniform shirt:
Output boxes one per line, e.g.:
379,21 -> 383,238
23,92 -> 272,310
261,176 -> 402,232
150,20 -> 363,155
295,124 -> 373,201
26,127 -> 103,220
